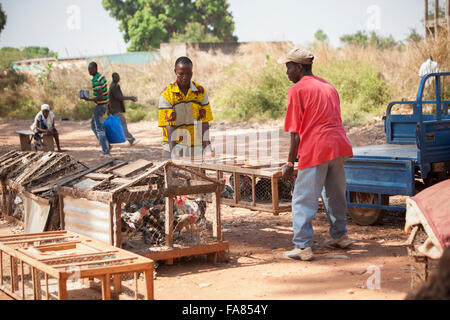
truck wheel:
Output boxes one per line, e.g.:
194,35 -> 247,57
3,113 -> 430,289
348,192 -> 389,226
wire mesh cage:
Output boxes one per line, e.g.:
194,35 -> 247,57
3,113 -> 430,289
58,160 -> 229,264
173,159 -> 297,215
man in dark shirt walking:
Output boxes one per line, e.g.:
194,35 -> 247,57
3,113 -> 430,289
108,72 -> 138,145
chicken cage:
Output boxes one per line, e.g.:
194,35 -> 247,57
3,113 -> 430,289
57,160 -> 229,265
174,158 -> 298,215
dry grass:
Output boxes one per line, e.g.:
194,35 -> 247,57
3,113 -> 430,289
0,36 -> 448,124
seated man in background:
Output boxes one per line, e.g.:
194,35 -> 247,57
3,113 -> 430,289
158,56 -> 213,159
30,104 -> 62,152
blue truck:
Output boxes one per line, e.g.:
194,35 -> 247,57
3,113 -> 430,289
344,72 -> 450,225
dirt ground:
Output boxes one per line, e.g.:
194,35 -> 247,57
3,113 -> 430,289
0,119 -> 414,300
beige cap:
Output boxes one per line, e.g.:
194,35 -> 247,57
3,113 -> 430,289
41,104 -> 50,111
277,47 -> 314,65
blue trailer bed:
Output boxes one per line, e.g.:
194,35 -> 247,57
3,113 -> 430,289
344,72 -> 450,225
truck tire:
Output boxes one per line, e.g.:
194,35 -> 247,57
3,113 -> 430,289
348,192 -> 389,226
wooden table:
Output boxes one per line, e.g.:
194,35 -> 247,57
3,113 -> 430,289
0,231 -> 154,300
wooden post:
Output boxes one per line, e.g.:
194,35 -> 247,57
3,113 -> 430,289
1,179 -> 7,219
34,269 -> 42,300
435,0 -> 440,40
21,261 -> 25,300
58,193 -> 65,230
425,0 -> 429,39
143,269 -> 154,300
234,173 -> 241,204
58,278 -> 67,300
134,272 -> 139,300
45,273 -> 49,300
10,256 -> 18,293
31,267 -> 37,300
212,191 -> 222,241
165,197 -> 174,249
114,202 -> 122,248
251,175 -> 256,207
271,176 -> 279,215
0,251 -> 3,287
447,0 -> 450,38
101,274 -> 111,300
113,274 -> 122,297
7,188 -> 13,219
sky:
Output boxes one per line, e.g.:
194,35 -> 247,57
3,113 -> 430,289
0,0 -> 426,59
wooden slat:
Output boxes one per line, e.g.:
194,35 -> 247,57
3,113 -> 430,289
52,256 -> 137,269
141,242 -> 229,261
113,159 -> 153,177
110,162 -> 166,194
111,178 -> 132,185
84,173 -> 114,181
105,161 -> 129,173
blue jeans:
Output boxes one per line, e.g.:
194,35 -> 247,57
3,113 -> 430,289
292,157 -> 349,249
91,105 -> 110,154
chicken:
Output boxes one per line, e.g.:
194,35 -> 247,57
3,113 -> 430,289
229,174 -> 253,200
173,197 -> 208,237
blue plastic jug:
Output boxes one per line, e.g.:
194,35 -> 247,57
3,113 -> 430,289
104,115 -> 126,143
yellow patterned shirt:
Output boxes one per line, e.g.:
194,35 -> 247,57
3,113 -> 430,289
158,81 -> 213,149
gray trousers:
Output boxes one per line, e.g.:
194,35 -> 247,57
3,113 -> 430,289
113,112 -> 135,143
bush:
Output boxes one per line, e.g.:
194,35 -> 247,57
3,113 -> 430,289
126,102 -> 157,123
315,60 -> 391,126
60,100 -> 93,121
0,98 -> 39,119
215,60 -> 291,121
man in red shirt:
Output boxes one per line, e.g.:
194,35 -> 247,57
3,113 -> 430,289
279,47 -> 354,261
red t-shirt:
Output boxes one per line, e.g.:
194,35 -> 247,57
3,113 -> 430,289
284,75 -> 353,170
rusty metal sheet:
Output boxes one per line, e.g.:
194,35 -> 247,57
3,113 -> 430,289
63,197 -> 112,244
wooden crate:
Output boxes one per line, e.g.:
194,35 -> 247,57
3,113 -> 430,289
58,160 -> 229,265
174,158 -> 298,215
0,230 -> 154,300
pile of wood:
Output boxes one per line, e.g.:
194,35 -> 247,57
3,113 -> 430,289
0,151 -> 88,230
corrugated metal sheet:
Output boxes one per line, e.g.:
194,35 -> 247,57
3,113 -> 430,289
63,197 -> 112,245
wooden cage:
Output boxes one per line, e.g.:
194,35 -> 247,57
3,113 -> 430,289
57,160 -> 229,265
0,230 -> 154,300
174,158 -> 298,215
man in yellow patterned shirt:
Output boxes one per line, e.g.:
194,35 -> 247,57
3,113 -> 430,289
158,57 -> 213,159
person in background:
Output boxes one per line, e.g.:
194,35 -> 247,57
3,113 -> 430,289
158,56 -> 213,159
108,72 -> 139,146
81,61 -> 110,155
31,104 -> 62,152
279,47 -> 354,261
419,56 -> 440,78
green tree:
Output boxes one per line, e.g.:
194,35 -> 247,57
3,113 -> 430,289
340,30 -> 400,49
102,0 -> 237,51
0,46 -> 56,69
0,3 -> 6,35
314,29 -> 328,43
171,22 -> 221,43
406,28 -> 423,43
